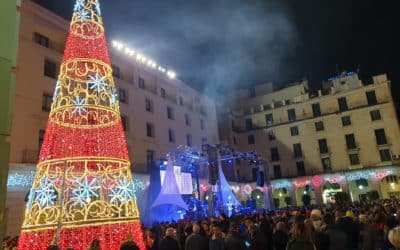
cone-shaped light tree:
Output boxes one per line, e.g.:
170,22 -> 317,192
17,1 -> 145,249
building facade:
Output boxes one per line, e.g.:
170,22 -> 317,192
6,0 -> 218,235
219,72 -> 400,207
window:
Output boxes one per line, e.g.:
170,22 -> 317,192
349,154 -> 360,165
293,143 -> 303,158
42,93 -> 52,112
145,98 -> 153,112
121,115 -> 128,131
379,149 -> 392,162
112,65 -> 121,78
160,88 -> 166,98
270,147 -> 280,162
186,134 -> 192,146
168,129 -> 175,143
201,137 -> 207,145
44,59 -> 56,78
233,136 -> 237,145
119,88 -> 127,103
200,119 -> 205,130
321,157 -> 332,173
375,129 -> 387,145
245,118 -> 252,130
341,116 -> 351,126
167,106 -> 174,120
345,134 -> 357,149
312,103 -> 321,117
290,126 -> 299,136
366,90 -> 378,105
146,150 -> 155,173
138,77 -> 145,89
273,165 -> 281,179
248,86 -> 256,98
265,114 -> 274,126
179,96 -> 184,106
315,121 -> 324,131
185,114 -> 191,126
268,131 -> 276,141
287,108 -> 296,122
263,104 -> 272,111
318,139 -> 329,154
33,32 -> 49,47
146,122 -> 154,137
296,161 -> 306,176
248,135 -> 255,144
370,110 -> 381,121
38,129 -> 45,151
338,97 -> 348,112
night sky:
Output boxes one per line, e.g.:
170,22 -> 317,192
33,0 -> 399,103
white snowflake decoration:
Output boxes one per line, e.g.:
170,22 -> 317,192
109,178 -> 136,203
34,178 -> 57,207
72,177 -> 100,207
71,97 -> 87,116
76,8 -> 90,20
94,1 -> 101,16
110,88 -> 118,108
53,80 -> 61,101
88,74 -> 108,92
74,0 -> 85,12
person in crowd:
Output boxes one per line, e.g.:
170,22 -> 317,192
273,221 -> 289,250
88,239 -> 100,250
209,223 -> 225,250
248,224 -> 268,250
159,227 -> 180,250
185,223 -> 208,250
120,240 -> 139,250
335,209 -> 360,250
224,223 -> 246,250
358,214 -> 376,250
219,213 -> 230,233
322,212 -> 346,250
201,221 -> 212,239
286,220 -> 314,250
46,245 -> 60,250
389,226 -> 400,250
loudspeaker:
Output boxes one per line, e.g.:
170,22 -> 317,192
209,163 -> 218,185
257,171 -> 264,187
252,168 -> 258,181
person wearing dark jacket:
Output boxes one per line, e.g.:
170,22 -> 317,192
335,210 -> 360,250
286,222 -> 314,250
209,223 -> 225,250
224,223 -> 246,250
248,225 -> 268,250
273,222 -> 289,250
159,228 -> 180,250
185,223 -> 208,250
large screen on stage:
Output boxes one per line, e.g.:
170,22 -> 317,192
160,166 -> 193,194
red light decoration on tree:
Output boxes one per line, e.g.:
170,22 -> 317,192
17,1 -> 145,249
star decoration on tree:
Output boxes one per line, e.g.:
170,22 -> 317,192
71,177 -> 100,207
109,178 -> 136,203
71,97 -> 87,116
34,178 -> 57,207
88,74 -> 108,92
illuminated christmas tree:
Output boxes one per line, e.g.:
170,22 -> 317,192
17,0 -> 145,249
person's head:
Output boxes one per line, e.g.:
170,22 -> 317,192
201,221 -> 210,232
192,223 -> 201,234
276,221 -> 287,233
310,209 -> 322,231
359,214 -> 369,224
291,223 -> 312,242
389,226 -> 400,248
66,248 -> 74,250
90,239 -> 100,248
120,240 -> 139,250
211,223 -> 223,237
322,212 -> 335,226
165,227 -> 176,238
335,209 -> 345,219
46,245 -> 60,250
244,216 -> 255,229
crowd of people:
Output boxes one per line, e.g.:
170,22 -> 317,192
4,199 -> 400,250
143,199 -> 400,250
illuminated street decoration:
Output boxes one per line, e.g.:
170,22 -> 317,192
17,0 -> 146,249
